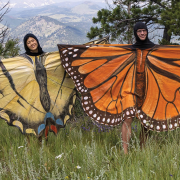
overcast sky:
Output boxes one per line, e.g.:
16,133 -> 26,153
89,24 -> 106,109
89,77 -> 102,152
0,0 -> 109,6
2,0 -> 107,2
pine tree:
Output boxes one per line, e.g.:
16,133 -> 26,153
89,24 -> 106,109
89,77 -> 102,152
0,2 -> 20,58
87,0 -> 180,45
0,38 -> 20,58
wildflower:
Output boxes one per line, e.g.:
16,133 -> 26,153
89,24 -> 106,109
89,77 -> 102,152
170,174 -> 173,177
55,153 -> 64,159
76,165 -> 81,169
18,146 -> 24,149
65,176 -> 69,179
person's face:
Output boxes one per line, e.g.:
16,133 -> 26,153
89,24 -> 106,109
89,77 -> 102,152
136,29 -> 147,41
26,37 -> 38,52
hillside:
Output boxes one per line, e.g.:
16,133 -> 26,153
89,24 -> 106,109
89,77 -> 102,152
2,1 -> 105,52
11,16 -> 90,52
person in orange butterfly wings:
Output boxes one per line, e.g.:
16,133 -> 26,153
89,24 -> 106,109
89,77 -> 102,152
121,22 -> 155,154
59,22 -> 180,155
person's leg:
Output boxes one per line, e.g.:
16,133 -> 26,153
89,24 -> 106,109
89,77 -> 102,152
121,118 -> 133,154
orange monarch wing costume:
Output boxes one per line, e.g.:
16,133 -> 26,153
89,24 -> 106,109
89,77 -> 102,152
58,44 -> 180,132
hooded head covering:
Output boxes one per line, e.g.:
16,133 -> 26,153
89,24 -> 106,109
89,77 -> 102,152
132,22 -> 155,49
23,33 -> 44,56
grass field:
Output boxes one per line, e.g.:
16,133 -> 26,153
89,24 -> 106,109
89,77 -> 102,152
0,117 -> 180,180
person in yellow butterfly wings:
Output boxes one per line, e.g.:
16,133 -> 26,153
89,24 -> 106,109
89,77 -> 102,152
0,33 -> 109,139
58,22 -> 180,154
0,33 -> 76,139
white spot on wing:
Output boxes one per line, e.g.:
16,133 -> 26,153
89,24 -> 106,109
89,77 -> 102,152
84,96 -> 88,100
163,125 -> 166,129
63,50 -> 67,54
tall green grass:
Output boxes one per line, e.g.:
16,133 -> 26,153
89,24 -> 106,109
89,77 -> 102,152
0,117 -> 179,180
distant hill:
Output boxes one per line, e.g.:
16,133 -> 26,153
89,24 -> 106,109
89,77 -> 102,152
2,1 -> 106,52
11,16 -> 90,52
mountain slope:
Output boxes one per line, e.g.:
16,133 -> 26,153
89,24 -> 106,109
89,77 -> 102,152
11,16 -> 89,52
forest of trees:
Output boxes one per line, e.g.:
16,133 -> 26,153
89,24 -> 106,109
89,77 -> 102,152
87,0 -> 180,45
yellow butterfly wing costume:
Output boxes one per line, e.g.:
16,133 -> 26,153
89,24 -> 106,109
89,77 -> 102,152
0,37 -> 109,137
0,51 -> 75,137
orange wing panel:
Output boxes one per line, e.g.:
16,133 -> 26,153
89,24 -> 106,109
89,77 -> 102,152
166,103 -> 178,119
72,59 -> 93,66
151,47 -> 180,59
79,59 -> 107,74
107,101 -> 118,114
90,77 -> 116,103
81,46 -> 132,57
84,54 -> 133,88
120,62 -> 135,98
94,88 -> 113,112
151,69 -> 180,102
153,93 -> 167,120
174,92 -> 180,113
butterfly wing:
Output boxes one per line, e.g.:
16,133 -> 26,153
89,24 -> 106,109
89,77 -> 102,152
58,44 -> 137,126
0,52 -> 76,136
0,56 -> 46,135
42,52 -> 76,129
139,45 -> 180,131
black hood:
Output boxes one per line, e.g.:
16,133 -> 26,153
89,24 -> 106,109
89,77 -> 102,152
132,22 -> 155,49
23,33 -> 44,56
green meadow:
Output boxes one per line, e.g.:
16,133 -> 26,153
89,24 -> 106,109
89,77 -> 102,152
0,117 -> 180,180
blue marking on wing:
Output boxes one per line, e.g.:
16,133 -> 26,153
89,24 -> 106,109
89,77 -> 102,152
38,124 -> 45,135
56,119 -> 64,126
44,112 -> 55,123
